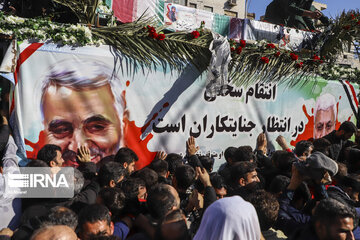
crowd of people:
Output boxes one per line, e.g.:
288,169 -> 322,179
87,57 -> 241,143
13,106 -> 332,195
0,114 -> 360,240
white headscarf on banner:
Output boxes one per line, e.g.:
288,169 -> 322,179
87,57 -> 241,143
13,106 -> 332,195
194,196 -> 261,240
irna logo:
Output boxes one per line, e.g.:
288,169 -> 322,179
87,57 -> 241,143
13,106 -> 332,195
8,173 -> 69,188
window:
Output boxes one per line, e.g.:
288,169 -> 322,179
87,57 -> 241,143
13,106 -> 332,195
204,6 -> 213,12
224,10 -> 238,18
189,3 -> 197,8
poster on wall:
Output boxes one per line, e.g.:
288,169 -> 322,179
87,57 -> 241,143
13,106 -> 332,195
164,3 -> 213,31
12,42 -> 359,170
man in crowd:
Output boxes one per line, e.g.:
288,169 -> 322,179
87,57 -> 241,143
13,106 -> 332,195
98,162 -> 126,188
78,204 -> 114,240
323,121 -> 357,161
264,0 -> 329,30
291,198 -> 356,240
114,147 -> 138,175
37,144 -> 64,173
31,225 -> 78,240
229,161 -> 261,197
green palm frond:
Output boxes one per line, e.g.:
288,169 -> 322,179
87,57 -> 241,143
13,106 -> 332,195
52,0 -> 99,24
92,18 -> 213,74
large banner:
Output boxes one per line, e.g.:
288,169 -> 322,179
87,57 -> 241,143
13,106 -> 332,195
12,42 -> 359,170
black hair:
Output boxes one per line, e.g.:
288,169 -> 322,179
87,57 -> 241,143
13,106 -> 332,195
210,172 -> 226,189
224,146 -> 237,162
78,204 -> 111,231
114,147 -> 138,165
312,138 -> 332,156
147,184 -> 177,220
234,146 -> 255,162
248,190 -> 279,231
120,178 -> 146,200
26,159 -> 49,167
230,161 -> 257,184
174,165 -> 195,190
157,209 -> 190,240
97,155 -> 115,169
269,175 -> 290,195
294,140 -> 313,157
338,174 -> 360,193
132,167 -> 158,190
314,198 -> 356,225
37,144 -> 61,166
347,148 -> 360,173
339,121 -> 357,133
199,156 -> 214,173
88,236 -> 121,240
98,187 -> 126,221
271,150 -> 296,173
98,162 -> 126,187
165,153 -> 183,174
149,160 -> 169,176
45,206 -> 78,230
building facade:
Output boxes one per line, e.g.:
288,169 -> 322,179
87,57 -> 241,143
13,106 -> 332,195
166,0 -> 246,19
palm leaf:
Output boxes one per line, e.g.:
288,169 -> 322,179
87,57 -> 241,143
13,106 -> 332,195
92,18 -> 213,74
52,0 -> 99,24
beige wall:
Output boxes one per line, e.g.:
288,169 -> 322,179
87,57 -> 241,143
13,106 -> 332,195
312,1 -> 327,11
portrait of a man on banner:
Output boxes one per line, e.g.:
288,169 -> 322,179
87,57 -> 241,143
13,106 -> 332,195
40,60 -> 126,167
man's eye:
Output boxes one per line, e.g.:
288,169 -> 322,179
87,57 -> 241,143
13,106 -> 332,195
85,122 -> 107,133
316,124 -> 324,131
49,123 -> 73,138
326,123 -> 333,130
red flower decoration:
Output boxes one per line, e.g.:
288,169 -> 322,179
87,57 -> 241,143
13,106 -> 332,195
231,47 -> 235,52
319,60 -> 324,64
343,25 -> 351,30
236,46 -> 242,54
296,62 -> 303,68
290,53 -> 298,61
274,51 -> 281,57
260,57 -> 269,63
351,14 -> 355,20
147,26 -> 156,33
266,43 -> 276,49
312,55 -> 320,61
357,20 -> 360,25
148,32 -> 158,39
191,31 -> 200,39
157,34 -> 166,41
240,40 -> 246,48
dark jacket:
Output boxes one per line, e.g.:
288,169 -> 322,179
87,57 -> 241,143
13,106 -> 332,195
289,221 -> 319,240
276,189 -> 311,236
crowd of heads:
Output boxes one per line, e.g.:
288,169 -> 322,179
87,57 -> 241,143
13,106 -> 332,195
1,118 -> 360,240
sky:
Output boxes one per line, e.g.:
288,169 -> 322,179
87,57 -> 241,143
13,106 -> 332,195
247,0 -> 360,20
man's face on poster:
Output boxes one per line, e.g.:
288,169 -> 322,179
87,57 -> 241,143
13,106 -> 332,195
42,84 -> 122,166
314,108 -> 335,139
